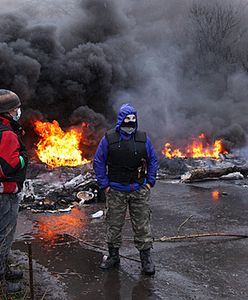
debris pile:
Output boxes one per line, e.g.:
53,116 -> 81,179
19,162 -> 103,213
158,154 -> 248,183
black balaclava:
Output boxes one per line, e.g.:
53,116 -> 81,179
120,114 -> 137,135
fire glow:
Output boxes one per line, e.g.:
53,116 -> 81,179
34,208 -> 86,247
211,191 -> 220,201
34,120 -> 90,168
162,133 -> 227,159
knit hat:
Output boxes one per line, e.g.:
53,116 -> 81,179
0,89 -> 21,113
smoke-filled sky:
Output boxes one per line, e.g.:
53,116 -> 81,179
1,0 -> 248,152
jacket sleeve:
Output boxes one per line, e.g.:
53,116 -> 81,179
146,136 -> 158,187
0,131 -> 23,177
93,136 -> 109,189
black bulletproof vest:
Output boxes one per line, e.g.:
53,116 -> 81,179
106,129 -> 148,185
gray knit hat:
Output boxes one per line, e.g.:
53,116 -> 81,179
0,89 -> 21,113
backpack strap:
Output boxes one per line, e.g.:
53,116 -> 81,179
0,124 -> 13,140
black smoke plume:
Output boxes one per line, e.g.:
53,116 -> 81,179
1,0 -> 248,156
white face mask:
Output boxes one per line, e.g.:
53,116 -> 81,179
11,108 -> 21,121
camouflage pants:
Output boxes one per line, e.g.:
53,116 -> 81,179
0,194 -> 19,277
105,187 -> 153,251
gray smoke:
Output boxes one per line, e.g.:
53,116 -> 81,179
1,0 -> 248,155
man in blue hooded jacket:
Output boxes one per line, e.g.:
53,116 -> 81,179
93,103 -> 157,275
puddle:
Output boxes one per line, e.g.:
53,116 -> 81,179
15,206 -> 159,299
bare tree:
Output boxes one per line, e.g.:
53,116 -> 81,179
188,0 -> 247,69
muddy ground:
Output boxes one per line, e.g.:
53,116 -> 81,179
13,179 -> 248,299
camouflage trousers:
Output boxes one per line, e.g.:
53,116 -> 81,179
105,187 -> 153,251
0,194 -> 19,277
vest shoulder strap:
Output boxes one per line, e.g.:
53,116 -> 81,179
105,129 -> 120,145
135,131 -> 147,142
105,129 -> 147,144
0,124 -> 12,132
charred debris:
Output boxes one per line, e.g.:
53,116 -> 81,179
19,152 -> 248,213
158,153 -> 248,183
19,161 -> 104,213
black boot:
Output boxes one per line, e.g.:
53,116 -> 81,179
5,264 -> 23,281
100,247 -> 120,270
140,249 -> 155,275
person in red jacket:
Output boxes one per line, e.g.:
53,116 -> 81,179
0,89 -> 28,295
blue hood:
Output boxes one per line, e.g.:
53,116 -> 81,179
115,103 -> 137,132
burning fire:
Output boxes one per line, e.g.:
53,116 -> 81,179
162,133 -> 227,159
211,191 -> 220,201
34,120 -> 90,168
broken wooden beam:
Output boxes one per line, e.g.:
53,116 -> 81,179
181,164 -> 248,182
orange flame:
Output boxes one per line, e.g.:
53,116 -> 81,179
162,133 -> 227,159
211,191 -> 220,201
34,120 -> 90,168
